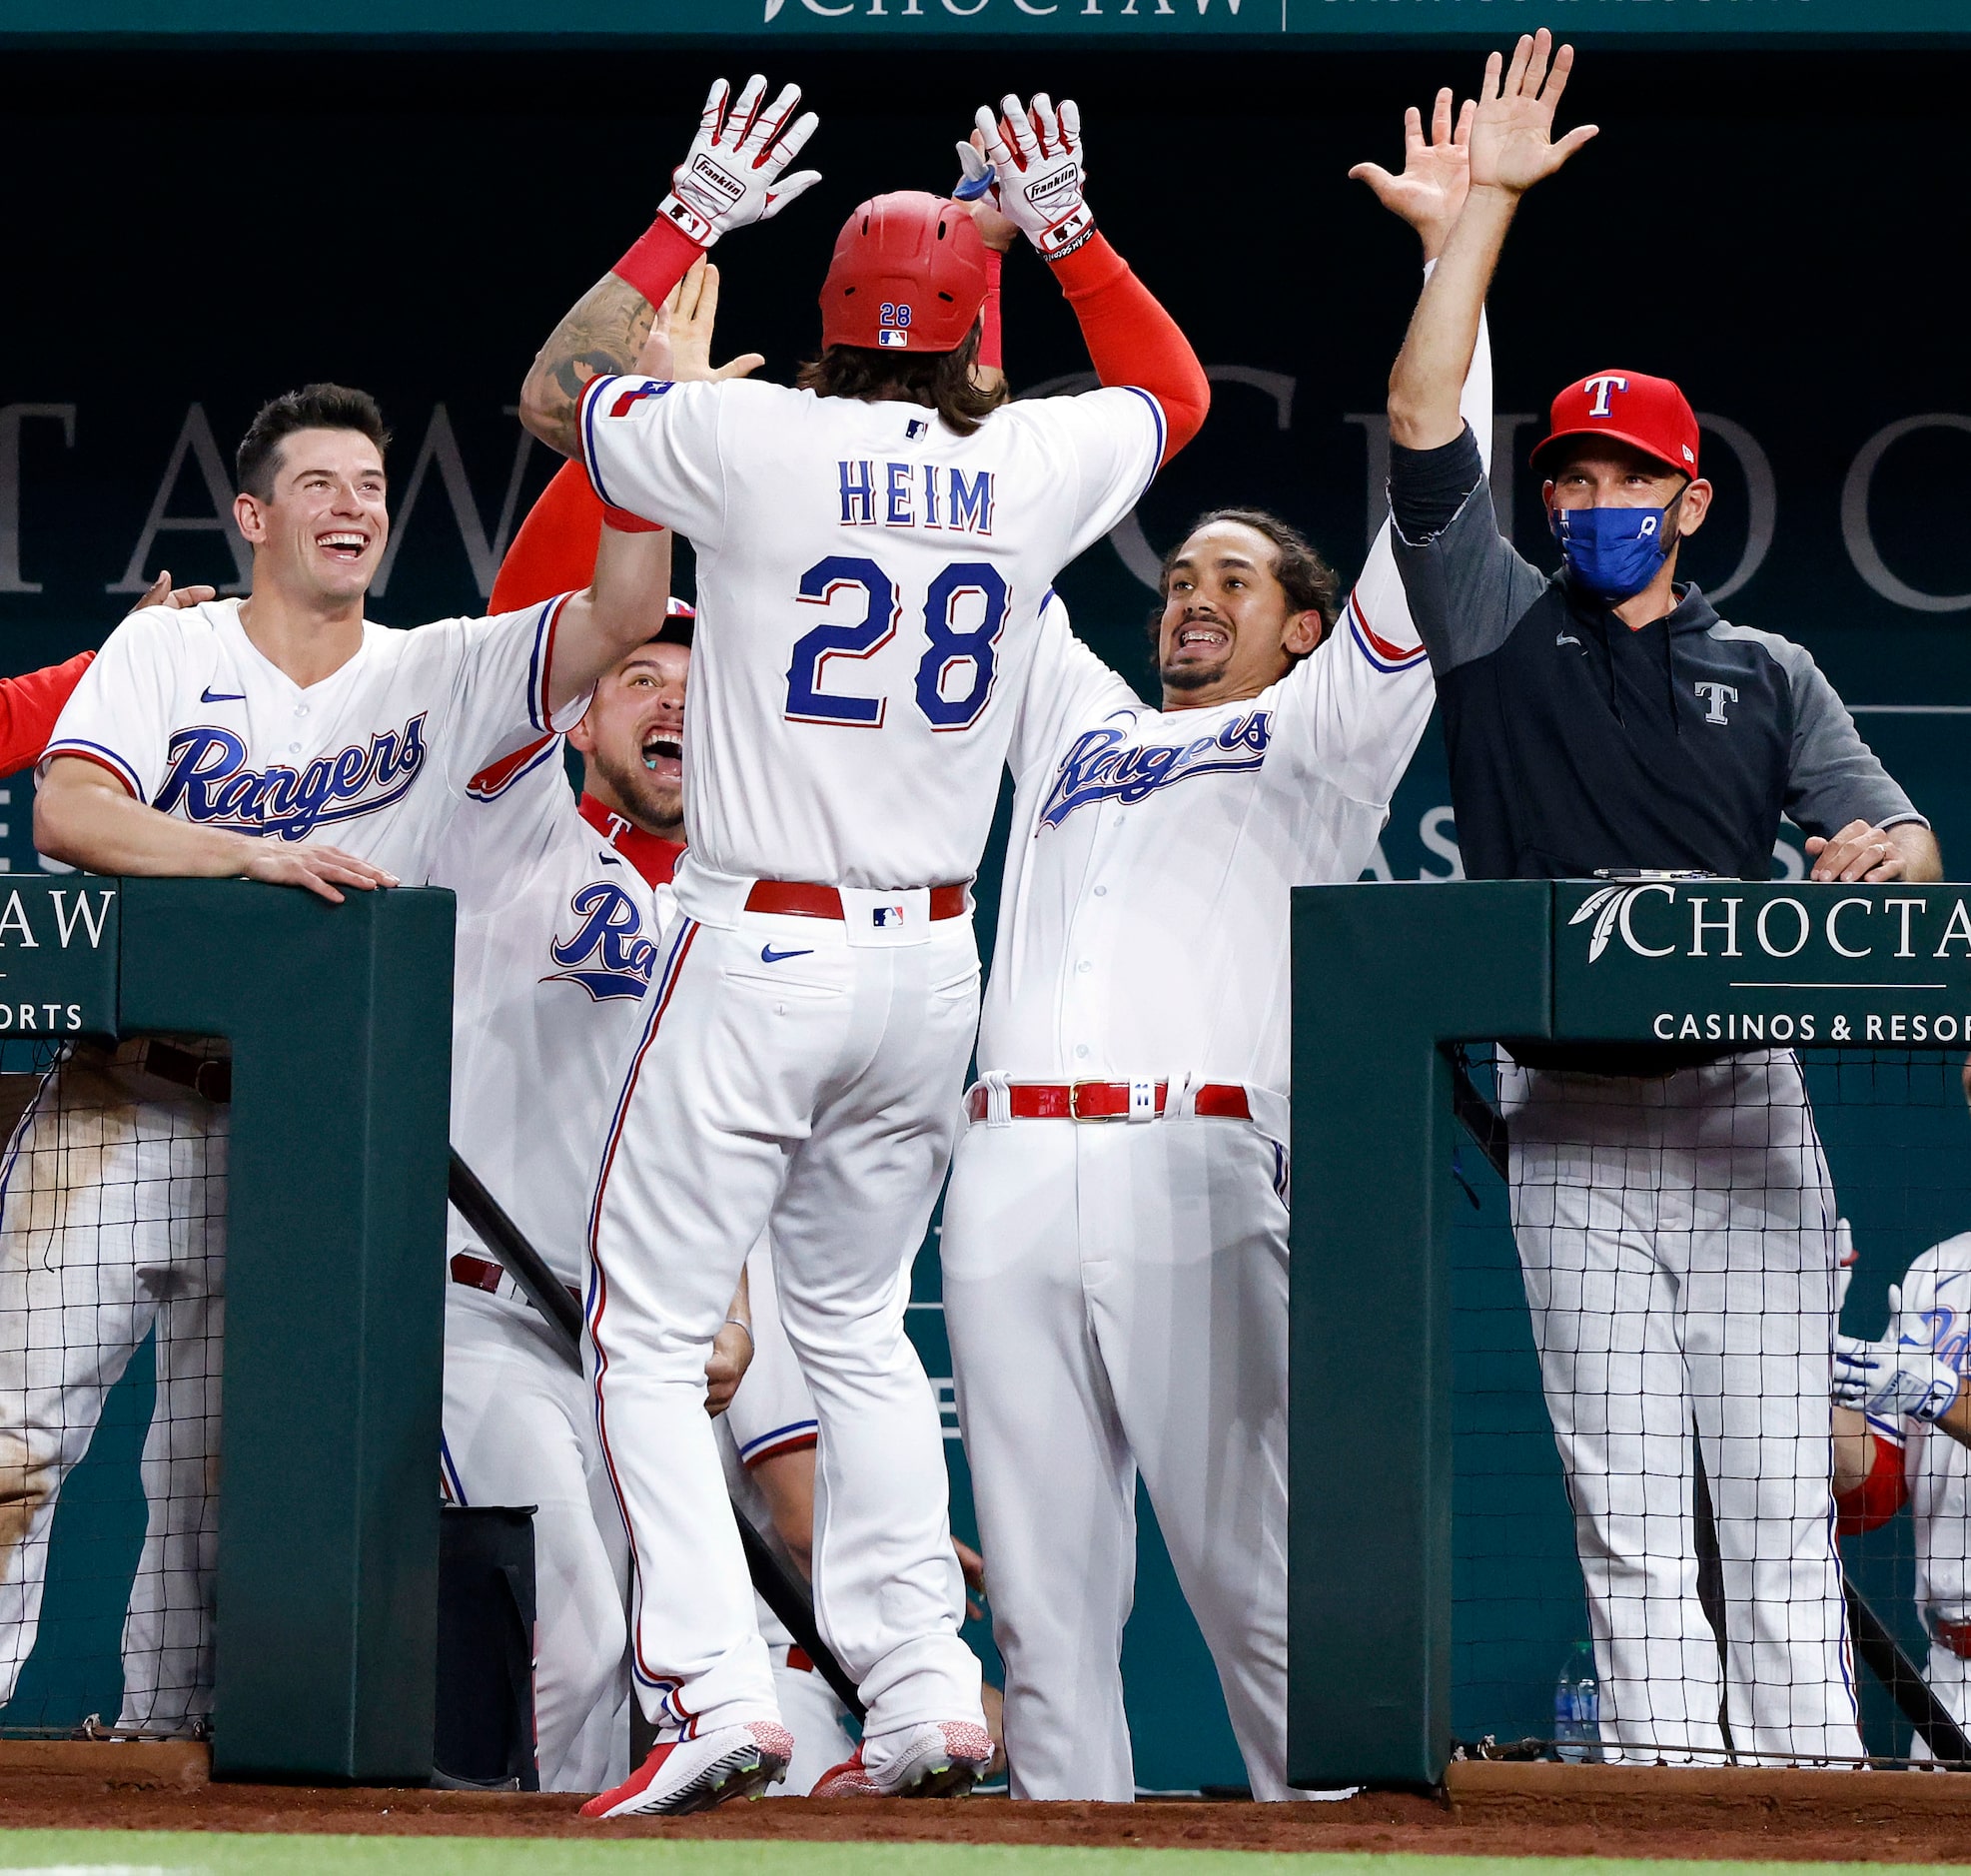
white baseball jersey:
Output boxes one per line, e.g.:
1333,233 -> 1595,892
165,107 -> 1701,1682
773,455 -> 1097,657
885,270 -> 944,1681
1868,1233 -> 1971,1621
42,594 -> 589,884
976,321 -> 1492,1097
436,739 -> 683,1287
575,375 -> 1163,903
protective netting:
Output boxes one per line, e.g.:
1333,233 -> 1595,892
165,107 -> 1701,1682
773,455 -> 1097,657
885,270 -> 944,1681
0,1037 -> 229,1739
1451,1044 -> 1971,1769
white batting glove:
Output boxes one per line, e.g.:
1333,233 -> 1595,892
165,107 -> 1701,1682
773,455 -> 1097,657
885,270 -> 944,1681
1834,1286 -> 1962,1422
973,93 -> 1093,257
658,75 -> 822,248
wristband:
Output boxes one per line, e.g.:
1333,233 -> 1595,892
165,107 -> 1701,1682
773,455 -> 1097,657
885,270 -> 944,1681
602,505 -> 664,534
723,1317 -> 754,1346
611,213 -> 705,308
1037,205 -> 1095,259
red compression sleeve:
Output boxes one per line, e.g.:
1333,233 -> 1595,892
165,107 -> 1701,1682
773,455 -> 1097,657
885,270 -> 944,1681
492,461 -> 605,613
1047,233 -> 1208,464
1,649 -> 95,777
978,248 -> 1004,373
611,217 -> 705,315
1835,1433 -> 1910,1537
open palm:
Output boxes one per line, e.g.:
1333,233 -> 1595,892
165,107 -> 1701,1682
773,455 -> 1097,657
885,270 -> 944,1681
1350,88 -> 1475,257
1470,29 -> 1597,196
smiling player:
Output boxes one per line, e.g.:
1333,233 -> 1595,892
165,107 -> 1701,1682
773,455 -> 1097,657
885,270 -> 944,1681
0,383 -> 669,1735
939,91 -> 1487,1801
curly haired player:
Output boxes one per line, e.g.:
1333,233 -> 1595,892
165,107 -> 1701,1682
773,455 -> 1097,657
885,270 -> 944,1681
516,75 -> 1207,1814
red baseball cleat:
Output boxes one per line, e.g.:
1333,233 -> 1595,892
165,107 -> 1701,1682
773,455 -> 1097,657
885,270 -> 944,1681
811,1720 -> 994,1799
579,1720 -> 794,1818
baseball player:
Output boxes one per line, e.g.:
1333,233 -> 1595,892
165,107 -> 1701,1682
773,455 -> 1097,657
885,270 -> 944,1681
1,383 -> 670,1733
474,263 -> 872,1793
1832,1071 -> 1971,1755
1384,32 -> 1939,1764
515,76 -> 1208,1814
938,94 -> 1486,1802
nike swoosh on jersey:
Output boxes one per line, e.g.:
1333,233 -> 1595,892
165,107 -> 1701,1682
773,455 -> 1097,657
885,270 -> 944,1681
759,944 -> 815,964
200,687 -> 248,702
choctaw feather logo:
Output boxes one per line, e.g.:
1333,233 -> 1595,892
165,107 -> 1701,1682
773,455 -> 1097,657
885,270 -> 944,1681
1570,883 -> 1679,963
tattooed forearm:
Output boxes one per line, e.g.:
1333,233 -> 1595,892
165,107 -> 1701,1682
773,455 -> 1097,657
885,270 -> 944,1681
519,272 -> 657,458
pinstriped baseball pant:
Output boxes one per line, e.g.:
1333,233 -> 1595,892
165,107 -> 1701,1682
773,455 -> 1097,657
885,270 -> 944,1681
0,1055 -> 225,1735
1502,1050 -> 1863,1766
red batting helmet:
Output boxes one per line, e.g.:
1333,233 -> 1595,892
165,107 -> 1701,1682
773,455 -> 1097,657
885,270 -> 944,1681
819,192 -> 991,354
1531,370 -> 1701,479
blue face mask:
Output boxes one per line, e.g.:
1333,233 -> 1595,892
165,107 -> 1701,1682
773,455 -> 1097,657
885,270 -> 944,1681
1550,504 -> 1672,602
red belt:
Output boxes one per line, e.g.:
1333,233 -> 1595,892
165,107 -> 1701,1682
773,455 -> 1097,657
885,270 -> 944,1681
744,880 -> 969,921
1933,1616 -> 1971,1661
964,1081 -> 1252,1124
450,1252 -> 580,1308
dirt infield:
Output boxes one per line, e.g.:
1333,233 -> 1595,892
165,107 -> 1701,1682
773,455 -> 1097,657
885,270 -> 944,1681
10,1745 -> 1971,1861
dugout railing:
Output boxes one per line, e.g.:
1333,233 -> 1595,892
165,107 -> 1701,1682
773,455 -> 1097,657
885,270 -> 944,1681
1289,877 -> 1971,1789
0,878 -> 453,1783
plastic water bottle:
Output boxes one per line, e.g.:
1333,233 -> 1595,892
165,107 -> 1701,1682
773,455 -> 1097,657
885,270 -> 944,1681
1553,1640 -> 1601,1762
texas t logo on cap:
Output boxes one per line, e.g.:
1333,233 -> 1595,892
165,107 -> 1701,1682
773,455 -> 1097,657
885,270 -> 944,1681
1582,374 -> 1628,419
1531,368 -> 1701,478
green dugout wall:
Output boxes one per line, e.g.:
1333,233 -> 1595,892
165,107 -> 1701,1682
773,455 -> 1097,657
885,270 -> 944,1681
1288,877 -> 1971,1790
0,877 -> 453,1783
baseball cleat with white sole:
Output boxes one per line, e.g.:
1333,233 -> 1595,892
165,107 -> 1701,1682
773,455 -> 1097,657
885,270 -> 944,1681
811,1720 -> 994,1799
579,1720 -> 794,1818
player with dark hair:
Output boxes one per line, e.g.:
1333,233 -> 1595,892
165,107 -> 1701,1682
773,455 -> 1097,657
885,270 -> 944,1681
1,364 -> 670,1734
235,384 -> 391,501
517,75 -> 1207,1816
1146,508 -> 1342,674
1383,30 -> 1936,1765
939,91 -> 1487,1801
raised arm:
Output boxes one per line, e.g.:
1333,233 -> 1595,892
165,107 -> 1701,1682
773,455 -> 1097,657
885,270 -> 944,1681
518,75 -> 818,459
1387,31 -> 1595,451
531,259 -> 769,713
974,95 -> 1208,461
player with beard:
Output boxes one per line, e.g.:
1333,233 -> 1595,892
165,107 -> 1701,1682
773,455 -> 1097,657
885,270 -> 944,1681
938,92 -> 1490,1799
436,269 -> 766,1792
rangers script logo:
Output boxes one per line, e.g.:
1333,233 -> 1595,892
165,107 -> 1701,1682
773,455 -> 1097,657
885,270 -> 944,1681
544,883 -> 658,1002
153,716 -> 427,841
1037,710 -> 1272,830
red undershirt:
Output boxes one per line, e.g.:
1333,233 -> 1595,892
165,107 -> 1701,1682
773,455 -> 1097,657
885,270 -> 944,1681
577,790 -> 683,888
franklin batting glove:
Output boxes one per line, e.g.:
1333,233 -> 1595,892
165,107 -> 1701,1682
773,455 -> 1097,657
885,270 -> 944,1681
659,75 -> 822,248
1833,1333 -> 1962,1423
973,93 -> 1093,257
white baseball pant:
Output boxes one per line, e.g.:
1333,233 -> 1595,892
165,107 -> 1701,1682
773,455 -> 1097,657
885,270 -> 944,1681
441,1282 -> 630,1792
0,1054 -> 225,1735
587,906 -> 984,1749
1502,1049 -> 1862,1766
941,1092 -> 1300,1800
718,1238 -> 856,1795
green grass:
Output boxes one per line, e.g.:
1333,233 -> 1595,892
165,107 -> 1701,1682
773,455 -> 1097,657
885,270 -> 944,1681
0,1841 -> 1964,1876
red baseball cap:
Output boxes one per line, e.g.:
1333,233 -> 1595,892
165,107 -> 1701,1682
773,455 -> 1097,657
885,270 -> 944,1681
1530,370 -> 1700,480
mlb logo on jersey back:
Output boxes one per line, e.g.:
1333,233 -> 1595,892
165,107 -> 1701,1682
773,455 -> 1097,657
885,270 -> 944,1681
873,904 -> 907,929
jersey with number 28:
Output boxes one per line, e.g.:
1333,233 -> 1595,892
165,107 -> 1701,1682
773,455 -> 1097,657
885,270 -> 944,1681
577,374 -> 1163,898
